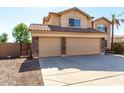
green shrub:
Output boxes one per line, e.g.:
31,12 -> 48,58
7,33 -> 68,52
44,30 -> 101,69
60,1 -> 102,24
113,42 -> 124,54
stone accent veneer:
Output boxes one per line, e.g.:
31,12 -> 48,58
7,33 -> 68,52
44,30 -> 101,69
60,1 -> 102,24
31,37 -> 39,57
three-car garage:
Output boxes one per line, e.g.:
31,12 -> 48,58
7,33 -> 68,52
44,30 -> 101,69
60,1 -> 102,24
38,37 -> 101,57
30,24 -> 108,58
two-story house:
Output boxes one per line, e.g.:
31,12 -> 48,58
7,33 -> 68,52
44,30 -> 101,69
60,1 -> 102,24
29,7 -> 111,57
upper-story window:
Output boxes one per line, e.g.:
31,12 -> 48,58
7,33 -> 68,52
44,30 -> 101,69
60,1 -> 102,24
69,18 -> 80,27
97,24 -> 107,32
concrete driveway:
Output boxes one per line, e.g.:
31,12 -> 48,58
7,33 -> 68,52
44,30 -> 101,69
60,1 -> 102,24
39,54 -> 124,86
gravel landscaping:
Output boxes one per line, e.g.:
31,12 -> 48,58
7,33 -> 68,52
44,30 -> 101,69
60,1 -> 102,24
0,58 -> 44,86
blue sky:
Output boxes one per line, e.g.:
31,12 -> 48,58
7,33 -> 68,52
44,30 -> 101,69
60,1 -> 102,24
0,7 -> 124,42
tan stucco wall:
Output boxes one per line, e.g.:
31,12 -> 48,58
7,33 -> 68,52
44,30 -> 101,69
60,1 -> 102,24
66,38 -> 101,55
93,19 -> 111,49
31,31 -> 108,39
44,10 -> 92,28
60,11 -> 91,28
43,21 -> 48,25
47,14 -> 60,26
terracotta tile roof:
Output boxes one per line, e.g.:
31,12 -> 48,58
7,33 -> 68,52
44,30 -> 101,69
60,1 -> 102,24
29,24 -> 105,33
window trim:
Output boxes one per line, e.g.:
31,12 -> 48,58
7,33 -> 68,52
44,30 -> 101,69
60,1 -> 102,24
69,18 -> 81,27
96,24 -> 107,32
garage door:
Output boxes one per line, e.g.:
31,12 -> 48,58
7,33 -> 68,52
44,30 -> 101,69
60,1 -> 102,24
39,37 -> 61,57
66,38 -> 101,55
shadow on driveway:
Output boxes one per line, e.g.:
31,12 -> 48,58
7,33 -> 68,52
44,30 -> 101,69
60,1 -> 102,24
39,55 -> 124,72
19,58 -> 41,72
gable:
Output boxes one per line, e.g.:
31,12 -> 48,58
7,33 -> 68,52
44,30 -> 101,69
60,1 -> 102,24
59,7 -> 94,19
93,18 -> 111,27
93,17 -> 111,24
92,17 -> 111,33
61,10 -> 88,19
60,10 -> 91,28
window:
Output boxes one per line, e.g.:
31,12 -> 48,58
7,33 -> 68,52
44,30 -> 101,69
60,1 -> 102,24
69,18 -> 80,27
97,24 -> 107,32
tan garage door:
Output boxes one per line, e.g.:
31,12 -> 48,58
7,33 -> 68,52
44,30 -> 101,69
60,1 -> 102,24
39,37 -> 61,57
66,38 -> 101,55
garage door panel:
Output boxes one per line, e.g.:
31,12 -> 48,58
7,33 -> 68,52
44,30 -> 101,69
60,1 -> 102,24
39,38 -> 61,57
67,50 -> 100,55
66,38 -> 101,55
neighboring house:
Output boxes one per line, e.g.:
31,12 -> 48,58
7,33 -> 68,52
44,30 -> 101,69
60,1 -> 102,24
29,7 -> 111,57
113,35 -> 124,43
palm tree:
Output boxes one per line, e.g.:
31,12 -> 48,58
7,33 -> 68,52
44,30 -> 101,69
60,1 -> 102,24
111,13 -> 124,51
